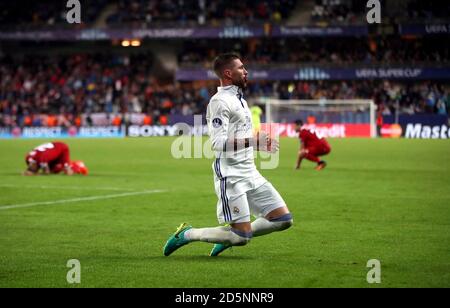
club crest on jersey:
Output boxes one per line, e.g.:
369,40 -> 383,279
212,118 -> 222,128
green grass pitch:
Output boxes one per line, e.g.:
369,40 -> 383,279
0,137 -> 449,288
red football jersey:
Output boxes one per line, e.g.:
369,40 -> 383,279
299,128 -> 329,148
25,142 -> 70,169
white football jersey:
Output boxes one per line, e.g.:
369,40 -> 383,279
206,85 -> 266,189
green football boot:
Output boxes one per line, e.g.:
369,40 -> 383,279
210,243 -> 232,257
163,223 -> 192,256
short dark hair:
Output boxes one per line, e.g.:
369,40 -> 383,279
295,119 -> 304,126
213,53 -> 240,78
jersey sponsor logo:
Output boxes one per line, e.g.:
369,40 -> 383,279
212,118 -> 223,128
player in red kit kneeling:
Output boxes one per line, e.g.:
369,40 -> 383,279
24,142 -> 88,176
294,120 -> 331,171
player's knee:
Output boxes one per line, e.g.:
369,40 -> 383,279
270,213 -> 293,231
281,219 -> 293,230
276,219 -> 293,232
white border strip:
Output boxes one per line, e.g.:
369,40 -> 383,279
0,190 -> 166,211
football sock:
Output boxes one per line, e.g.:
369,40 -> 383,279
305,153 -> 321,163
184,226 -> 252,246
251,213 -> 293,237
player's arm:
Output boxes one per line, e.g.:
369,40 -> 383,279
60,145 -> 73,175
23,163 -> 49,175
208,99 -> 278,153
295,131 -> 308,169
222,130 -> 278,153
40,163 -> 50,175
23,156 -> 46,176
64,165 -> 74,176
295,141 -> 306,170
208,99 -> 232,152
252,131 -> 279,153
23,162 -> 39,176
208,99 -> 251,152
223,128 -> 278,153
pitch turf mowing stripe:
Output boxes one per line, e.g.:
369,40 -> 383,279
0,189 -> 167,211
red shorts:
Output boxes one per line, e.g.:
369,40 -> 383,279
307,143 -> 331,157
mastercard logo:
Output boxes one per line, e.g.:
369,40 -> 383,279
381,124 -> 403,138
12,127 -> 22,138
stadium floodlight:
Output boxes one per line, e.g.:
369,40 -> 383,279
131,40 -> 141,47
259,98 -> 376,138
121,39 -> 141,47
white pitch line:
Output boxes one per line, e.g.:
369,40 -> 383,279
0,190 -> 167,211
0,184 -> 137,192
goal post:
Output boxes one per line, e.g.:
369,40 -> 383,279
258,98 -> 376,138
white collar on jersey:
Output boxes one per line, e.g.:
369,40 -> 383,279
217,85 -> 243,97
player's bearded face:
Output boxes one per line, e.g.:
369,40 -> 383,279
230,59 -> 248,89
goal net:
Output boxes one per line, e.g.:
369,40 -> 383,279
258,98 -> 376,138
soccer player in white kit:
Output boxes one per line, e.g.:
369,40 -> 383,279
163,53 -> 293,257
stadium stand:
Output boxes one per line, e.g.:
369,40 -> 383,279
178,37 -> 450,67
106,0 -> 298,27
0,0 -> 108,29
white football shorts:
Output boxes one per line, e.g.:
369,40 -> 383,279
214,179 -> 287,224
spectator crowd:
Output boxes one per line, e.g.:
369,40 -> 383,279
0,0 -> 297,29
1,0 -> 448,29
179,37 -> 450,67
0,53 -> 210,127
107,0 -> 297,27
0,0 -> 108,29
311,0 -> 449,24
1,52 -> 449,127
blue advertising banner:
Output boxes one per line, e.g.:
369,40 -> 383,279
399,24 -> 450,36
272,26 -> 368,37
0,25 -> 368,41
382,115 -> 450,139
0,27 -> 262,41
4,24 -> 450,41
383,115 -> 448,126
0,126 -> 126,139
176,67 -> 450,81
